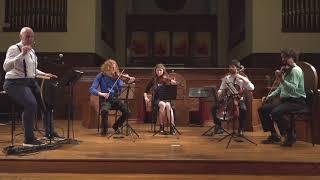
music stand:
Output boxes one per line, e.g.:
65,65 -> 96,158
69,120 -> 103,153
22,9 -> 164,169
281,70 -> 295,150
188,86 -> 229,137
108,83 -> 139,140
62,69 -> 83,144
153,84 -> 181,137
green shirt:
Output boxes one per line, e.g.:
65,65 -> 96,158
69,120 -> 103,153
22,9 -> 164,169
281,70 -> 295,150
269,63 -> 306,98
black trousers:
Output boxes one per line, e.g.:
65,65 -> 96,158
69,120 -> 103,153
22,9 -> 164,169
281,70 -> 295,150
258,97 -> 306,136
3,78 -> 54,142
211,99 -> 247,130
99,97 -> 129,131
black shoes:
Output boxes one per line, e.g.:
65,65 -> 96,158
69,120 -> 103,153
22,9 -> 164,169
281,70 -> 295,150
214,126 -> 224,134
261,134 -> 281,144
234,129 -> 245,143
262,133 -> 296,147
100,129 -> 108,136
159,125 -> 165,134
157,125 -> 177,135
281,133 -> 296,147
237,129 -> 244,137
44,132 -> 65,140
23,139 -> 45,147
112,123 -> 119,132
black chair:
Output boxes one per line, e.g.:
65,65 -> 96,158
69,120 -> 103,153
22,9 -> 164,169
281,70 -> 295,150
0,90 -> 21,145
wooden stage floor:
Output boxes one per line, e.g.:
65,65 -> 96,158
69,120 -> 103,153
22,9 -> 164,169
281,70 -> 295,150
0,120 -> 320,175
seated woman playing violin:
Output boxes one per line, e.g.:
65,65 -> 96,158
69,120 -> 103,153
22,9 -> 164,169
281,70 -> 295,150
144,63 -> 177,135
258,48 -> 306,146
89,59 -> 135,135
212,59 -> 254,136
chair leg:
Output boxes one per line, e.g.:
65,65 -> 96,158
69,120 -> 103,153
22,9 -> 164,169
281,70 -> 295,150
97,113 -> 100,133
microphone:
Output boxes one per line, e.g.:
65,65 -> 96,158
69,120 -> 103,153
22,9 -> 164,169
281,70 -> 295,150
58,53 -> 64,64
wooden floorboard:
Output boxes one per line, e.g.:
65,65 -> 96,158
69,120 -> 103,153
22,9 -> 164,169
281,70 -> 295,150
0,120 -> 319,175
0,174 -> 320,180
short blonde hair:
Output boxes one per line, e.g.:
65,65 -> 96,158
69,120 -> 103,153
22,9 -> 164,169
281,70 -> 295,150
100,59 -> 119,77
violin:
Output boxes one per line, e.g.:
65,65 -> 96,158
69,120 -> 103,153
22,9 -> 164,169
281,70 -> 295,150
102,69 -> 134,99
262,64 -> 293,105
113,71 -> 135,84
157,74 -> 177,85
275,65 -> 293,78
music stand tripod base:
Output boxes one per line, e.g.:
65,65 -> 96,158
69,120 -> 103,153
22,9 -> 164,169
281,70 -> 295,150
201,125 -> 230,137
152,85 -> 180,138
218,131 -> 257,148
108,122 -> 139,141
153,123 -> 180,138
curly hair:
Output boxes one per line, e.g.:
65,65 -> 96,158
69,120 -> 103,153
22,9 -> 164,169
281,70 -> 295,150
100,59 -> 119,77
280,48 -> 300,62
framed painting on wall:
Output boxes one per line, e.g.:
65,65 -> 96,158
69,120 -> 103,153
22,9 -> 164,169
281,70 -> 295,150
172,32 -> 189,57
129,31 -> 149,57
153,31 -> 170,57
191,32 -> 211,57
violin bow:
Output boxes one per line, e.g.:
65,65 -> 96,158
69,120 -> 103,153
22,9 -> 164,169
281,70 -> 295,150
108,69 -> 125,93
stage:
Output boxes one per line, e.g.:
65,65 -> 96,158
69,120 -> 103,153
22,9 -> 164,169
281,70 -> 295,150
0,120 -> 320,176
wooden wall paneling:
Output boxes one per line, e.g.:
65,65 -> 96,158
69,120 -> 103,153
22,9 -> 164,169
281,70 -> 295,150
126,15 -> 217,67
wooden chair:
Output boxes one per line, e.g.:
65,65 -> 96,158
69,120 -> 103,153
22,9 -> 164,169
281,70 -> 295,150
286,61 -> 318,144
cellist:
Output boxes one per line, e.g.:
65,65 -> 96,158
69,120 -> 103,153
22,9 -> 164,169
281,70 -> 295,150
211,59 -> 254,136
258,48 -> 306,146
89,59 -> 135,135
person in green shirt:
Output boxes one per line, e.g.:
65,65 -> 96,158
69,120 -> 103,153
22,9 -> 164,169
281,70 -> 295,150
258,48 -> 306,147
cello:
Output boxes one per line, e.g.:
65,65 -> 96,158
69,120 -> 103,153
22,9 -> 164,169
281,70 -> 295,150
215,68 -> 246,122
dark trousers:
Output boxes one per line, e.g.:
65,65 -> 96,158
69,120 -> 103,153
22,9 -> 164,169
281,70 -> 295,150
258,97 -> 305,136
99,97 -> 129,131
3,78 -> 54,142
211,99 -> 247,130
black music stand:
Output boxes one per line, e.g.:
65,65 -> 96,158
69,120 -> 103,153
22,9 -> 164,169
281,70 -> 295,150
188,86 -> 229,137
61,69 -> 83,144
108,83 -> 139,140
153,84 -> 181,137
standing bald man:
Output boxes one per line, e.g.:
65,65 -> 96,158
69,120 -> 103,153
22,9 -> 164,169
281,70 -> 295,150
3,27 -> 62,146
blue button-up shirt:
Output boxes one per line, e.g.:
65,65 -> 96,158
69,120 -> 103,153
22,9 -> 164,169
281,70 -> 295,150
89,73 -> 123,98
